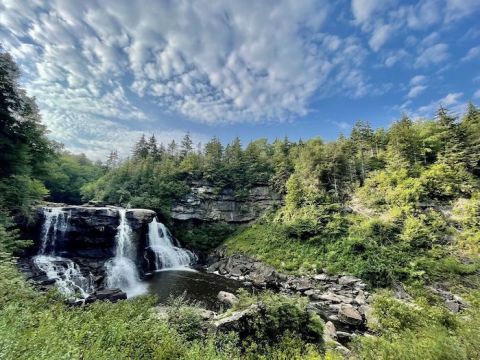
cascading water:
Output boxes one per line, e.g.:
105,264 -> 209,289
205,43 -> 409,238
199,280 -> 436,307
34,207 -> 93,299
147,218 -> 196,270
105,208 -> 147,297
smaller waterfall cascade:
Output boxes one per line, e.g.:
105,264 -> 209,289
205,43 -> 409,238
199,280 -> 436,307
34,207 -> 93,299
105,208 -> 147,297
148,218 -> 196,270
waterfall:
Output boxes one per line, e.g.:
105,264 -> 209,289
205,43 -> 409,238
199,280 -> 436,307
33,255 -> 94,298
105,208 -> 147,297
34,207 -> 93,299
39,207 -> 69,254
148,218 -> 196,270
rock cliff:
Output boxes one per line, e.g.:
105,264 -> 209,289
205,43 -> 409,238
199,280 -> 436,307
171,183 -> 281,223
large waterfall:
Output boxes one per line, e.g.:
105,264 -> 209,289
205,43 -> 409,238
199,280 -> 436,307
105,208 -> 147,297
34,207 -> 93,299
147,218 -> 196,270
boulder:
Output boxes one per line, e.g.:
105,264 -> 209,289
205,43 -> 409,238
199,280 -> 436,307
338,275 -> 361,286
323,321 -> 337,341
214,304 -> 259,332
338,304 -> 363,326
217,291 -> 239,307
87,288 -> 127,303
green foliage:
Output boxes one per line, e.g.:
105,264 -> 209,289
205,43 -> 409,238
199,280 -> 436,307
174,222 -> 238,251
41,152 -> 103,204
355,292 -> 480,360
231,290 -> 324,349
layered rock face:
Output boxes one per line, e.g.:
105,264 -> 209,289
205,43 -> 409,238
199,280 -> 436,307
171,183 -> 281,223
31,205 -> 155,259
206,248 -> 371,336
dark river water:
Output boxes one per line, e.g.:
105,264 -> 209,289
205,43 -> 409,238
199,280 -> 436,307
145,269 -> 247,310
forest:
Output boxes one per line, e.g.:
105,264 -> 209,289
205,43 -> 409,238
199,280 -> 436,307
1,46 -> 480,360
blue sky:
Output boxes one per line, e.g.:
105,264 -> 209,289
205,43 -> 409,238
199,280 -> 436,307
1,0 -> 479,159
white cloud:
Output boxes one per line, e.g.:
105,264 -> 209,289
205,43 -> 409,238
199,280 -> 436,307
410,75 -> 426,86
416,92 -> 464,115
384,49 -> 408,67
351,0 -> 386,23
462,46 -> 480,62
473,89 -> 480,99
369,24 -> 393,51
414,43 -> 448,68
408,85 -> 427,98
0,0 -> 376,132
445,0 -> 480,21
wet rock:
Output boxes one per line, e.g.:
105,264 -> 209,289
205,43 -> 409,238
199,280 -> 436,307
87,288 -> 127,303
217,291 -> 239,307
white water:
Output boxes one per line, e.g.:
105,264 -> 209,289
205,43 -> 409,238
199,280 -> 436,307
148,218 -> 196,270
39,207 -> 69,254
34,207 -> 93,299
33,255 -> 94,298
105,208 -> 147,297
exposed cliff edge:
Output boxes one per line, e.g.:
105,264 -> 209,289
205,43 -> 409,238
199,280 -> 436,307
171,183 -> 282,223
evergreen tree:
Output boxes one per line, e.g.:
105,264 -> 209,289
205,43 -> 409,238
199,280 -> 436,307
106,150 -> 119,169
133,134 -> 148,159
350,120 -> 374,185
180,132 -> 193,159
435,107 -> 466,167
147,135 -> 158,159
461,102 -> 480,175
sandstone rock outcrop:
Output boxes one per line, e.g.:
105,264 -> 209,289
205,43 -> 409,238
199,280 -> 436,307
171,182 -> 281,223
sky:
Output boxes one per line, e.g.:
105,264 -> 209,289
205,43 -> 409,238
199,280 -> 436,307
1,0 -> 479,160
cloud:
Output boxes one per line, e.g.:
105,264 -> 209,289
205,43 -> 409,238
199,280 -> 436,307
445,0 -> 480,21
474,89 -> 480,99
0,0 -> 376,131
369,24 -> 394,52
408,85 -> 427,98
414,43 -> 448,68
351,0 -> 386,24
406,75 -> 427,98
416,92 -> 464,115
462,46 -> 480,62
410,75 -> 426,86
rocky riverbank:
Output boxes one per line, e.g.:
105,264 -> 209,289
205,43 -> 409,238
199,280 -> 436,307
205,247 -> 372,338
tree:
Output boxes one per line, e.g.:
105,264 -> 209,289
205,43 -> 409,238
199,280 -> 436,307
435,107 -> 466,167
224,137 -> 245,187
147,135 -> 159,159
106,150 -> 119,169
461,102 -> 480,175
133,134 -> 148,159
350,120 -> 374,185
203,137 -> 224,186
180,132 -> 193,159
386,116 -> 421,170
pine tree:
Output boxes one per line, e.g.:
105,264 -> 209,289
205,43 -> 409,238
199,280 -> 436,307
180,132 -> 193,159
461,102 -> 480,175
435,107 -> 466,167
133,134 -> 148,159
106,150 -> 119,169
147,135 -> 159,159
